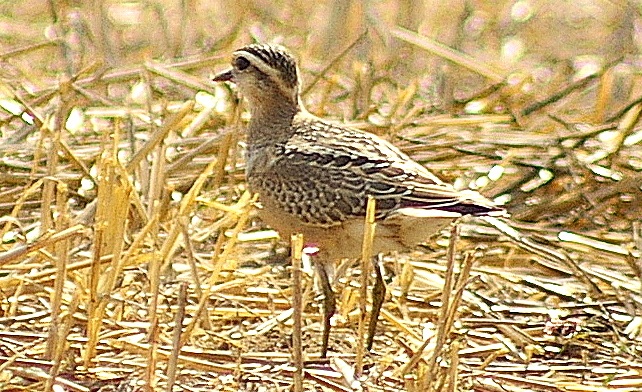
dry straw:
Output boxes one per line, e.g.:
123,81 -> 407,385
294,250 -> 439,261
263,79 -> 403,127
0,3 -> 641,391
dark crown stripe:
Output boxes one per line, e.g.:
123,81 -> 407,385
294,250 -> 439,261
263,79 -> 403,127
242,44 -> 274,67
239,44 -> 298,89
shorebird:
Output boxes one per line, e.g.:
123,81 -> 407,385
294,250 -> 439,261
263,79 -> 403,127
213,43 -> 505,357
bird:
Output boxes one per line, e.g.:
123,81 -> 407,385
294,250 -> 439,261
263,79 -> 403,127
212,43 -> 506,358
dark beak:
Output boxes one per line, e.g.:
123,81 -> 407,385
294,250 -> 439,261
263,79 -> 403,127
212,69 -> 234,82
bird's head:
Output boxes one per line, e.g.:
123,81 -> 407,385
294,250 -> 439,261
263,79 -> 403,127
213,43 -> 300,108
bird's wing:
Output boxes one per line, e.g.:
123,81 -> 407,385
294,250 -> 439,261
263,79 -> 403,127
252,118 -> 503,227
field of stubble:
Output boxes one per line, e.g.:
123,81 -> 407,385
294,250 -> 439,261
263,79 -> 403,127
1,1 -> 641,391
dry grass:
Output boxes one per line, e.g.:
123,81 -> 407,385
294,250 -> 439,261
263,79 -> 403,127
1,1 -> 641,391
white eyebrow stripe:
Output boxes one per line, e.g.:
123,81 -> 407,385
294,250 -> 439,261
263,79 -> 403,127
233,51 -> 275,77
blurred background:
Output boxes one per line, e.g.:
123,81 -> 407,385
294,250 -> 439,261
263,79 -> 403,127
2,0 -> 640,108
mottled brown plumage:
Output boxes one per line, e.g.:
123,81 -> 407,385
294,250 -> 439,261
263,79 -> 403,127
213,43 -> 505,357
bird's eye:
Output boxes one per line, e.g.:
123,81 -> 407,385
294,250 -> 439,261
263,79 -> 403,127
235,56 -> 250,70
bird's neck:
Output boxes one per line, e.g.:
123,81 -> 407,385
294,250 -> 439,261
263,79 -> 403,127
246,94 -> 301,146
